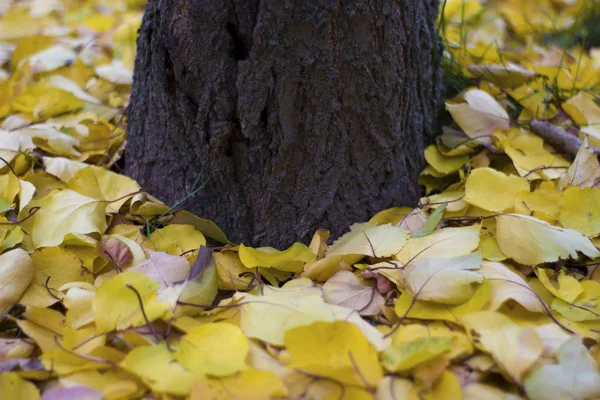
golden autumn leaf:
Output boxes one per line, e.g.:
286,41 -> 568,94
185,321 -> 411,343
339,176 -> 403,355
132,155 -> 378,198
176,323 -> 248,376
28,189 -> 108,248
327,223 -> 408,258
0,248 -> 34,312
284,320 -> 383,388
190,369 -> 287,400
464,168 -> 529,212
121,344 -> 195,395
93,271 -> 170,333
462,311 -> 543,383
446,89 -> 510,141
239,243 -> 315,273
399,252 -> 484,305
0,372 -> 39,400
496,214 -> 600,265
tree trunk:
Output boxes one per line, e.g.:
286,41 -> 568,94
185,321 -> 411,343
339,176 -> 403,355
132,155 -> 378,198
126,0 -> 444,248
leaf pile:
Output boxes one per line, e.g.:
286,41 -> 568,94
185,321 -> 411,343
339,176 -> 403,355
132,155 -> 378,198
0,0 -> 600,399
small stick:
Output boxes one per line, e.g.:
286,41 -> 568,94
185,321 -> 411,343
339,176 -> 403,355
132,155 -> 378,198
529,118 -> 600,157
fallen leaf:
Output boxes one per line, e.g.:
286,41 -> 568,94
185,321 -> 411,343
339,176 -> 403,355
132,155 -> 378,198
464,167 -> 529,212
176,322 -> 248,376
120,344 -> 194,395
239,243 -> 315,273
149,224 -> 206,256
399,252 -> 484,305
446,89 -> 510,142
381,336 -> 454,372
322,271 -> 384,315
461,311 -> 543,383
496,214 -> 600,265
327,223 -> 408,258
480,261 -> 546,313
93,271 -> 170,333
190,369 -> 287,400
525,337 -> 600,400
0,372 -> 40,400
559,187 -> 600,237
0,248 -> 34,312
28,189 -> 107,248
284,320 -> 383,388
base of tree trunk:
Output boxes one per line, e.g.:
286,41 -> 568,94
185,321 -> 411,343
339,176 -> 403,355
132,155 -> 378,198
126,0 -> 444,248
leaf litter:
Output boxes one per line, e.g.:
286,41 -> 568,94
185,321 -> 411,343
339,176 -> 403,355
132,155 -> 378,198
0,0 -> 600,399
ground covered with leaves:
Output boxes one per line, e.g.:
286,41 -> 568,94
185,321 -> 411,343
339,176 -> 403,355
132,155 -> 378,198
0,0 -> 599,399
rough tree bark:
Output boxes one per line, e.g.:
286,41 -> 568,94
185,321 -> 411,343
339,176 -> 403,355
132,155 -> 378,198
126,0 -> 444,248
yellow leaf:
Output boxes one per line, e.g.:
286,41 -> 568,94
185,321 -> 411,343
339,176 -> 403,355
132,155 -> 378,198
214,251 -> 254,290
13,124 -> 81,158
495,128 -> 569,180
93,271 -> 170,333
308,228 -> 330,258
63,286 -> 95,329
0,372 -> 39,400
480,262 -> 546,313
551,280 -> 600,322
417,370 -> 462,400
396,224 -> 480,264
514,181 -> 561,223
559,187 -> 600,237
329,305 -> 390,351
176,322 -> 248,376
509,80 -> 558,120
467,63 -> 536,88
170,210 -> 231,244
10,36 -> 55,69
464,168 -> 529,212
558,137 -> 600,189
239,243 -> 315,273
120,344 -> 195,395
496,214 -> 600,265
68,166 -> 141,213
394,279 -> 491,323
424,144 -> 469,174
461,311 -> 543,383
369,206 -> 416,226
247,341 -> 311,398
535,268 -> 582,303
399,252 -> 483,305
149,224 -> 206,256
388,323 -> 473,361
301,254 -> 357,282
563,92 -> 600,127
446,89 -> 510,141
284,320 -> 383,388
190,369 -> 287,400
230,286 -> 334,346
0,249 -> 33,312
525,337 -> 600,400
17,306 -> 65,353
327,223 -> 408,258
381,336 -> 453,372
13,86 -> 82,121
29,189 -> 108,248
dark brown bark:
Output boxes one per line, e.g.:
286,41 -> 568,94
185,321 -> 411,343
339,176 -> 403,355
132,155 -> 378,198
126,0 -> 444,248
